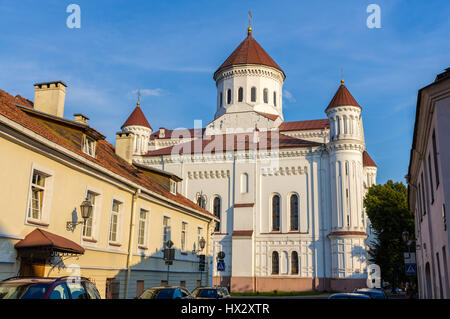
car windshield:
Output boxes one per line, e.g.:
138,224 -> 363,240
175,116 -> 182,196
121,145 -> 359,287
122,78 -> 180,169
0,283 -> 50,299
155,289 -> 175,299
138,288 -> 159,299
196,289 -> 218,298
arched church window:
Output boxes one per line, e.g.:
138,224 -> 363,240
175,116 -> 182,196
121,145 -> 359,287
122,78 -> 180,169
290,194 -> 299,231
273,91 -> 277,106
238,87 -> 244,102
251,87 -> 257,102
272,194 -> 280,231
263,88 -> 268,103
344,116 -> 348,134
336,116 -> 341,136
227,89 -> 232,104
272,251 -> 279,275
213,196 -> 221,232
220,92 -> 223,107
291,251 -> 299,275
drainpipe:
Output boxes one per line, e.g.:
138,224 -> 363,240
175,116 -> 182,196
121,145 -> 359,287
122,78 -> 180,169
320,148 -> 328,291
124,188 -> 141,298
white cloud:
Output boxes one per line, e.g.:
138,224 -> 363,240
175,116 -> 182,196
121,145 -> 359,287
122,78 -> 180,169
132,88 -> 165,97
283,89 -> 296,103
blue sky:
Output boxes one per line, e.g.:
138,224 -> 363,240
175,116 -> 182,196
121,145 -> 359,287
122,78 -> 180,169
0,0 -> 449,185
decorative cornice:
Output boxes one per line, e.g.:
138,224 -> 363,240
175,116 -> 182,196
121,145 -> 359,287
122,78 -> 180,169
215,65 -> 284,84
187,170 -> 230,179
261,165 -> 308,176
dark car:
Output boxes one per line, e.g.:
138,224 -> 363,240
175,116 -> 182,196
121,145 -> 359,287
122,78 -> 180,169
329,293 -> 371,299
137,286 -> 193,299
353,288 -> 387,299
191,287 -> 231,299
0,276 -> 101,299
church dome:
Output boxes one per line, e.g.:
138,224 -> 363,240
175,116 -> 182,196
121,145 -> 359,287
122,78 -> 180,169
214,30 -> 285,80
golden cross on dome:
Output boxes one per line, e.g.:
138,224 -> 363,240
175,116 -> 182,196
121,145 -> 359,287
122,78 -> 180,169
340,67 -> 344,85
137,89 -> 141,107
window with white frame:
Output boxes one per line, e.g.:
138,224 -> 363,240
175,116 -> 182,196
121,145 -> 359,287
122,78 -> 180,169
181,222 -> 187,251
109,200 -> 122,243
83,136 -> 96,157
138,209 -> 148,246
163,216 -> 171,246
27,170 -> 49,221
82,191 -> 98,238
170,180 -> 177,195
197,227 -> 203,251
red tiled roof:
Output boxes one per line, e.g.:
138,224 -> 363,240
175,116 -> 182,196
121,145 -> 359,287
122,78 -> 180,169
214,34 -> 284,78
325,83 -> 361,111
145,131 -> 321,156
121,105 -> 152,130
256,112 -> 280,121
278,119 -> 329,132
0,88 -> 215,220
363,151 -> 377,167
15,228 -> 85,254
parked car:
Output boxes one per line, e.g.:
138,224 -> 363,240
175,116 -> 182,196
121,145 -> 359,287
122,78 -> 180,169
0,276 -> 101,299
329,293 -> 371,299
191,287 -> 231,299
137,286 -> 193,299
353,288 -> 387,299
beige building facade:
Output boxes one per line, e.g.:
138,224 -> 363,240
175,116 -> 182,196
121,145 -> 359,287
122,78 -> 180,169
0,82 -> 217,298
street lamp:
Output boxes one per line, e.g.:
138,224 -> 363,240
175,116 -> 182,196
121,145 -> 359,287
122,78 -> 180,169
199,237 -> 206,251
66,197 -> 93,231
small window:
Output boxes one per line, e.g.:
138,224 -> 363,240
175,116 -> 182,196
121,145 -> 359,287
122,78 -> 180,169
251,87 -> 257,102
219,92 -> 223,107
82,191 -> 98,238
109,200 -> 121,243
181,222 -> 187,251
238,87 -> 243,102
290,194 -> 299,231
241,173 -> 249,193
291,251 -> 299,275
170,180 -> 177,194
273,91 -> 277,106
28,170 -> 48,221
163,216 -> 171,246
263,88 -> 268,103
272,195 -> 281,231
227,89 -> 232,104
272,251 -> 279,274
138,209 -> 148,246
213,197 -> 221,232
83,136 -> 96,157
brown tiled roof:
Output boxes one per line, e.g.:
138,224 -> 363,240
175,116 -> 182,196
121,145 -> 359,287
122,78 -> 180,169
363,151 -> 377,167
15,228 -> 85,254
325,83 -> 361,111
214,34 -> 284,78
278,119 -> 329,131
145,131 -> 321,156
0,88 -> 215,220
256,112 -> 280,121
121,105 -> 152,130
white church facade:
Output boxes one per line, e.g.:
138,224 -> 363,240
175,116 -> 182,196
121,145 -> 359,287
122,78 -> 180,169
119,26 -> 378,292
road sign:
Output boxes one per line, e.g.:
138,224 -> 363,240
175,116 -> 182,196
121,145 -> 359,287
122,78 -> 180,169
405,263 -> 417,275
404,252 -> 416,264
217,260 -> 225,272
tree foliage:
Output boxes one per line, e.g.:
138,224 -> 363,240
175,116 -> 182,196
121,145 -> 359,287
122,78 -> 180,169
364,180 -> 415,287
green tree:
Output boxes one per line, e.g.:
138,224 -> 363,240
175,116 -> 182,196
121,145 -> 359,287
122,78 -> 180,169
364,180 -> 415,288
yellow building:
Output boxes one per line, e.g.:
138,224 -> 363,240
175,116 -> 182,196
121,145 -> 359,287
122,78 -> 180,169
0,81 -> 218,298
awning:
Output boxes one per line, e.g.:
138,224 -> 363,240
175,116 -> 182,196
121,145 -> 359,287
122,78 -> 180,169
15,228 -> 85,255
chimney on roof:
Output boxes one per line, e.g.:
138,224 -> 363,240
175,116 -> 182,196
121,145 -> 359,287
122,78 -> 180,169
33,81 -> 67,118
74,113 -> 89,125
115,131 -> 135,164
159,127 -> 166,138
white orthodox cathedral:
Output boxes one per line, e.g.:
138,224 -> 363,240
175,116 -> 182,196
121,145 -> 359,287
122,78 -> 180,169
119,26 -> 378,292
